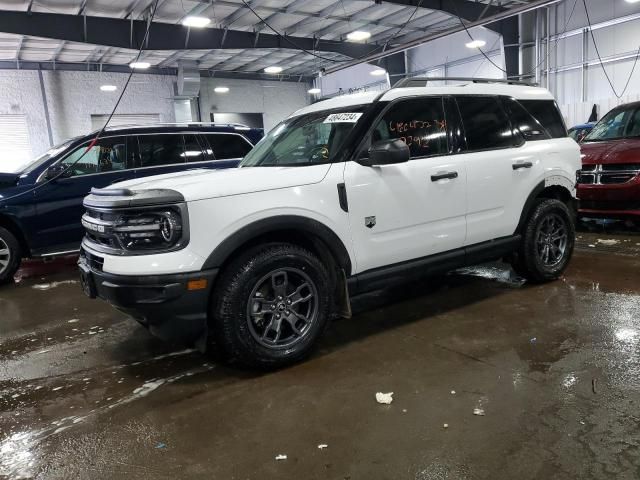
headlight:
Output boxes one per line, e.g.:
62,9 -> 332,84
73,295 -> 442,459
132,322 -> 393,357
82,204 -> 189,255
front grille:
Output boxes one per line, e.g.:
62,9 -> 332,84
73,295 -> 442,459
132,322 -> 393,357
578,164 -> 640,185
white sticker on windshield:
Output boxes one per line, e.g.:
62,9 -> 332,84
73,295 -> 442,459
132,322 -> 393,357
323,112 -> 363,124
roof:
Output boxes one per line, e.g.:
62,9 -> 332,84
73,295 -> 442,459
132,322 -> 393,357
290,81 -> 555,118
0,0 -> 542,77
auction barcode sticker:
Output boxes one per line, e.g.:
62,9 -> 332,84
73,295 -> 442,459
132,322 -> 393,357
323,112 -> 363,123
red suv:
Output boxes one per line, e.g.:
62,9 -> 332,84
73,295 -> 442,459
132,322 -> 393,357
577,102 -> 640,219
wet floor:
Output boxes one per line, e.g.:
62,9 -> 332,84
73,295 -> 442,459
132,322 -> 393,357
1,236 -> 639,479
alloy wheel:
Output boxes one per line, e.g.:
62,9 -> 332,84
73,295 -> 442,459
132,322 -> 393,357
246,268 -> 319,349
0,237 -> 10,274
535,213 -> 568,267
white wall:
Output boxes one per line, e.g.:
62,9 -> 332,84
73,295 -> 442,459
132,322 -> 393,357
0,70 -> 49,158
406,27 -> 506,80
0,70 -> 176,158
198,77 -> 309,131
315,63 -> 391,97
547,0 -> 640,126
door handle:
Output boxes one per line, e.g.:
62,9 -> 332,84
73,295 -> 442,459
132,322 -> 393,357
431,171 -> 458,181
512,162 -> 533,170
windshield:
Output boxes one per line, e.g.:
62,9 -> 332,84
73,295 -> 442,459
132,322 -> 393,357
4,140 -> 76,174
240,106 -> 368,167
584,106 -> 640,142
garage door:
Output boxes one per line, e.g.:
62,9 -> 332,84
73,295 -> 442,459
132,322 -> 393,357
0,114 -> 32,172
91,114 -> 161,130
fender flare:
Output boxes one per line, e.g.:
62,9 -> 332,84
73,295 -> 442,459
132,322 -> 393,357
201,215 -> 353,274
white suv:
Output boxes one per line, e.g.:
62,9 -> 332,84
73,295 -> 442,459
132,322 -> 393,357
79,78 -> 581,368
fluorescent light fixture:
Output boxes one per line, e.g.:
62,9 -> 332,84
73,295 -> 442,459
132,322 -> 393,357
346,30 -> 371,42
465,39 -> 487,49
264,66 -> 283,74
370,68 -> 386,76
308,88 -> 321,94
214,86 -> 230,93
100,85 -> 117,92
129,61 -> 151,69
182,16 -> 211,28
625,0 -> 640,3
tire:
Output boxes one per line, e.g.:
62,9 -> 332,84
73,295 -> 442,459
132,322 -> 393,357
0,226 -> 21,285
512,198 -> 575,283
211,243 -> 332,369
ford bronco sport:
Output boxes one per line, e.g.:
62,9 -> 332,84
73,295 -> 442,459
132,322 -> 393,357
79,78 -> 581,368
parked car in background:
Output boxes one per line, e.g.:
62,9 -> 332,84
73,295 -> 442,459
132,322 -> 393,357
0,123 -> 263,283
576,102 -> 640,220
568,122 -> 596,143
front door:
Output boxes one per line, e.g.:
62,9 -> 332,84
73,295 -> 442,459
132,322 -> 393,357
32,135 -> 135,253
343,96 -> 467,274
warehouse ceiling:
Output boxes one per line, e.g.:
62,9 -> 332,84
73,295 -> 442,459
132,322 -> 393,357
0,0 -> 541,77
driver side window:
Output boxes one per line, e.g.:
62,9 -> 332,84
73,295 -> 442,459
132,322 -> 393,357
370,97 -> 448,159
60,137 -> 129,177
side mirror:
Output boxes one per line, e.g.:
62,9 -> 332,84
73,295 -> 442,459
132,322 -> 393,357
45,164 -> 71,180
359,139 -> 410,167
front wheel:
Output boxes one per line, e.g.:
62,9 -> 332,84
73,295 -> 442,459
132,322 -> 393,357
512,198 -> 575,283
211,243 -> 332,369
0,227 -> 21,284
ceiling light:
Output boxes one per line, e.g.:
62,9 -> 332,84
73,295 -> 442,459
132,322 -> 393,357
214,86 -> 229,93
129,61 -> 151,69
625,0 -> 640,3
264,66 -> 283,74
370,68 -> 386,76
308,88 -> 321,94
182,16 -> 211,28
465,39 -> 487,49
346,30 -> 371,42
100,85 -> 117,92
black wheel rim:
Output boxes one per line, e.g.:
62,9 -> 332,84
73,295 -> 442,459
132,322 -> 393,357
0,237 -> 10,275
535,213 -> 568,267
246,268 -> 318,349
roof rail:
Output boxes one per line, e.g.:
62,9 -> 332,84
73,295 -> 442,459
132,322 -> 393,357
394,77 -> 536,88
102,122 -> 251,130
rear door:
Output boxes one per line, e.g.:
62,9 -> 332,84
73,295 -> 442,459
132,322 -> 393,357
32,135 -> 135,252
134,133 -> 189,178
454,96 -> 544,245
200,133 -> 253,168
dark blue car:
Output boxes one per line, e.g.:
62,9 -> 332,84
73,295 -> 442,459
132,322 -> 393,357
0,123 -> 263,283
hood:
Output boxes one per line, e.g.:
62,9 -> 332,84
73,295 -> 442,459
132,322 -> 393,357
580,139 -> 640,165
112,164 -> 332,202
0,172 -> 20,189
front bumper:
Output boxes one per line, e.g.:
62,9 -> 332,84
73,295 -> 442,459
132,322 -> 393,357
577,180 -> 640,219
78,249 -> 218,349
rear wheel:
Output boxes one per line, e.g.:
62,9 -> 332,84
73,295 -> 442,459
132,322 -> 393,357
512,198 -> 575,283
211,243 -> 332,369
0,227 -> 21,284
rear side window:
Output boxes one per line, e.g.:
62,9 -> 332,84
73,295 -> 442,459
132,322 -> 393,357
519,100 -> 567,138
203,134 -> 252,160
502,98 -> 549,141
137,135 -> 186,167
183,134 -> 206,163
456,96 -> 519,151
370,96 -> 448,158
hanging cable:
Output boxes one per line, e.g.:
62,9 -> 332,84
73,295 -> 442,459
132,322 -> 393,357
1,0 -> 161,204
582,0 -> 640,99
448,0 -> 579,80
239,0 -> 427,66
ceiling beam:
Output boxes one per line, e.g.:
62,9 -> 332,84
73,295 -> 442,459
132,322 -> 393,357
0,11 -> 377,59
378,0 -> 506,20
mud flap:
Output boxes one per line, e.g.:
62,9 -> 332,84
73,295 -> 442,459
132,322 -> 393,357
336,268 -> 352,319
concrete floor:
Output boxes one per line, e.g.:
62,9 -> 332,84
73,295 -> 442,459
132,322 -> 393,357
1,232 -> 639,479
